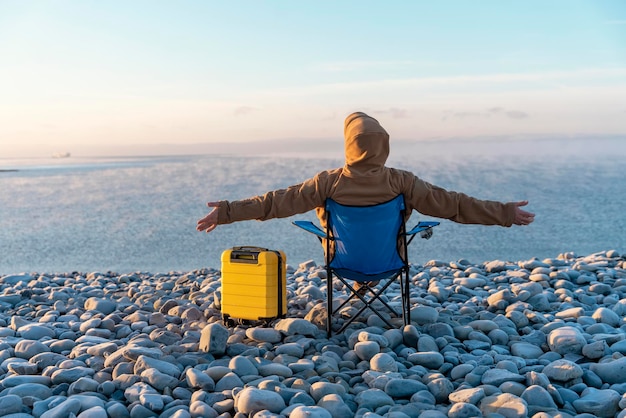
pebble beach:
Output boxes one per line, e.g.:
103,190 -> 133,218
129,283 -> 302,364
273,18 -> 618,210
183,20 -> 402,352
1,250 -> 626,418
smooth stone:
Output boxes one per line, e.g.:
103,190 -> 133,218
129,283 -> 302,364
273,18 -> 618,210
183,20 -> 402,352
0,394 -> 23,415
214,372 -> 244,391
370,353 -> 398,373
555,307 -> 585,320
479,393 -> 528,418
86,342 -> 119,357
229,356 -> 258,377
139,392 -> 164,411
203,366 -> 231,382
357,331 -> 390,348
274,318 -> 318,336
199,323 -> 228,356
289,406 -> 332,418
51,367 -> 95,384
84,297 -> 117,314
448,402 -> 483,418
149,329 -> 181,345
189,401 -> 219,418
609,339 -> 626,355
76,406 -> 108,418
6,383 -> 53,400
547,326 -> 587,355
40,398 -> 82,418
407,352 -> 444,370
0,274 -> 33,285
384,378 -> 428,398
403,325 -> 420,348
309,382 -> 347,402
520,385 -> 558,415
299,284 -> 324,300
129,403 -> 154,418
69,377 -> 99,393
582,340 -> 608,359
409,306 -> 438,325
234,387 -> 286,414
543,359 -> 584,382
1,375 -> 52,387
354,341 -> 380,361
257,363 -> 293,378
426,377 -> 454,403
572,388 -> 621,417
592,307 -> 621,327
80,318 -> 102,333
417,335 -> 439,352
510,342 -> 544,359
467,320 -> 498,333
288,358 -> 315,373
275,342 -> 305,358
448,387 -> 485,404
66,395 -> 105,412
134,355 -> 181,378
290,392 -> 316,407
14,339 -> 52,359
481,368 -> 526,386
382,329 -> 403,350
185,368 -> 215,391
450,364 -> 474,381
590,356 -> 626,384
141,368 -> 179,391
423,323 -> 454,338
354,388 -> 395,410
317,394 -> 353,418
245,327 -> 282,343
18,324 -> 56,340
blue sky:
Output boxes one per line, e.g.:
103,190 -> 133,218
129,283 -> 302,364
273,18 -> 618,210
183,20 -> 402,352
0,1 -> 625,157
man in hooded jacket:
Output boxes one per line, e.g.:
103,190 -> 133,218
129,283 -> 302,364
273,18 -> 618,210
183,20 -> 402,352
196,112 -> 535,235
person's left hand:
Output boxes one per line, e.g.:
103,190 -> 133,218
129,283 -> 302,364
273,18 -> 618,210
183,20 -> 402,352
196,202 -> 219,233
511,200 -> 535,226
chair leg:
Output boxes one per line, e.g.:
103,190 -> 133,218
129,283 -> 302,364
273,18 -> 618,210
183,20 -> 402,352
336,277 -> 402,333
403,269 -> 410,326
326,266 -> 332,338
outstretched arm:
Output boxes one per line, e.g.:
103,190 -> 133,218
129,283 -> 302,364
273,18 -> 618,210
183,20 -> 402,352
196,202 -> 219,233
511,200 -> 535,226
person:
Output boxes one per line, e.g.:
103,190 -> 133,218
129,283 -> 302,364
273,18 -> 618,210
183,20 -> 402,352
197,112 -> 535,237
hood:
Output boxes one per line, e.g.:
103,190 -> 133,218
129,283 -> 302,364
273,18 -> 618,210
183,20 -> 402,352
343,112 -> 389,175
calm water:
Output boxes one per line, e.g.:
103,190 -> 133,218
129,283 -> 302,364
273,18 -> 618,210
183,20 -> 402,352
1,138 -> 624,274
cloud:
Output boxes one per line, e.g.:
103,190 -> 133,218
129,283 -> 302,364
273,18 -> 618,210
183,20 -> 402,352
314,60 -> 415,73
505,110 -> 529,119
378,107 -> 409,119
442,107 -> 530,121
233,106 -> 258,117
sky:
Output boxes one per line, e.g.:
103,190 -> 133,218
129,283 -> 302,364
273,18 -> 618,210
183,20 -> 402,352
0,1 -> 625,158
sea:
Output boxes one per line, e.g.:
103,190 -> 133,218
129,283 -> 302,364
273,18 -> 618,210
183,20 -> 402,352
1,137 -> 624,274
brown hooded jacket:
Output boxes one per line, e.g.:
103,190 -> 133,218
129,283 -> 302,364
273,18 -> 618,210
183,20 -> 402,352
216,112 -> 516,228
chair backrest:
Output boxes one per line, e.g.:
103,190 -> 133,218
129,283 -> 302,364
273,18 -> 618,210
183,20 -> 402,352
326,195 -> 406,278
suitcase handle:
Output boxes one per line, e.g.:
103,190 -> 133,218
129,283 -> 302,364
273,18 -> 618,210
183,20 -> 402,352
230,246 -> 268,264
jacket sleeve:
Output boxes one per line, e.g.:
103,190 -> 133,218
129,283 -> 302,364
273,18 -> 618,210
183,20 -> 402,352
406,175 -> 516,227
216,172 -> 329,225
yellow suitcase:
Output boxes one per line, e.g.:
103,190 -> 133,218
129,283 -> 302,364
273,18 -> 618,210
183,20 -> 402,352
220,246 -> 287,323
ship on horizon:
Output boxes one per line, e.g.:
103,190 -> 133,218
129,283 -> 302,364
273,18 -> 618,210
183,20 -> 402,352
52,152 -> 71,158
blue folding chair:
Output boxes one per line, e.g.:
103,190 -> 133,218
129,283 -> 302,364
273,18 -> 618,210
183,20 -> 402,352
293,195 -> 439,336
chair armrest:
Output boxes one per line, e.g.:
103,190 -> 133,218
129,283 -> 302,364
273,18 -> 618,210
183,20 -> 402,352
292,221 -> 326,239
406,221 -> 440,241
406,221 -> 440,236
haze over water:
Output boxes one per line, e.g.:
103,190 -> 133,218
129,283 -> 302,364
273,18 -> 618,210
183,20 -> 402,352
1,137 -> 624,274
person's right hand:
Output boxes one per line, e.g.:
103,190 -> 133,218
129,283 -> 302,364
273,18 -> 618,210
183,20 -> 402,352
196,202 -> 220,233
